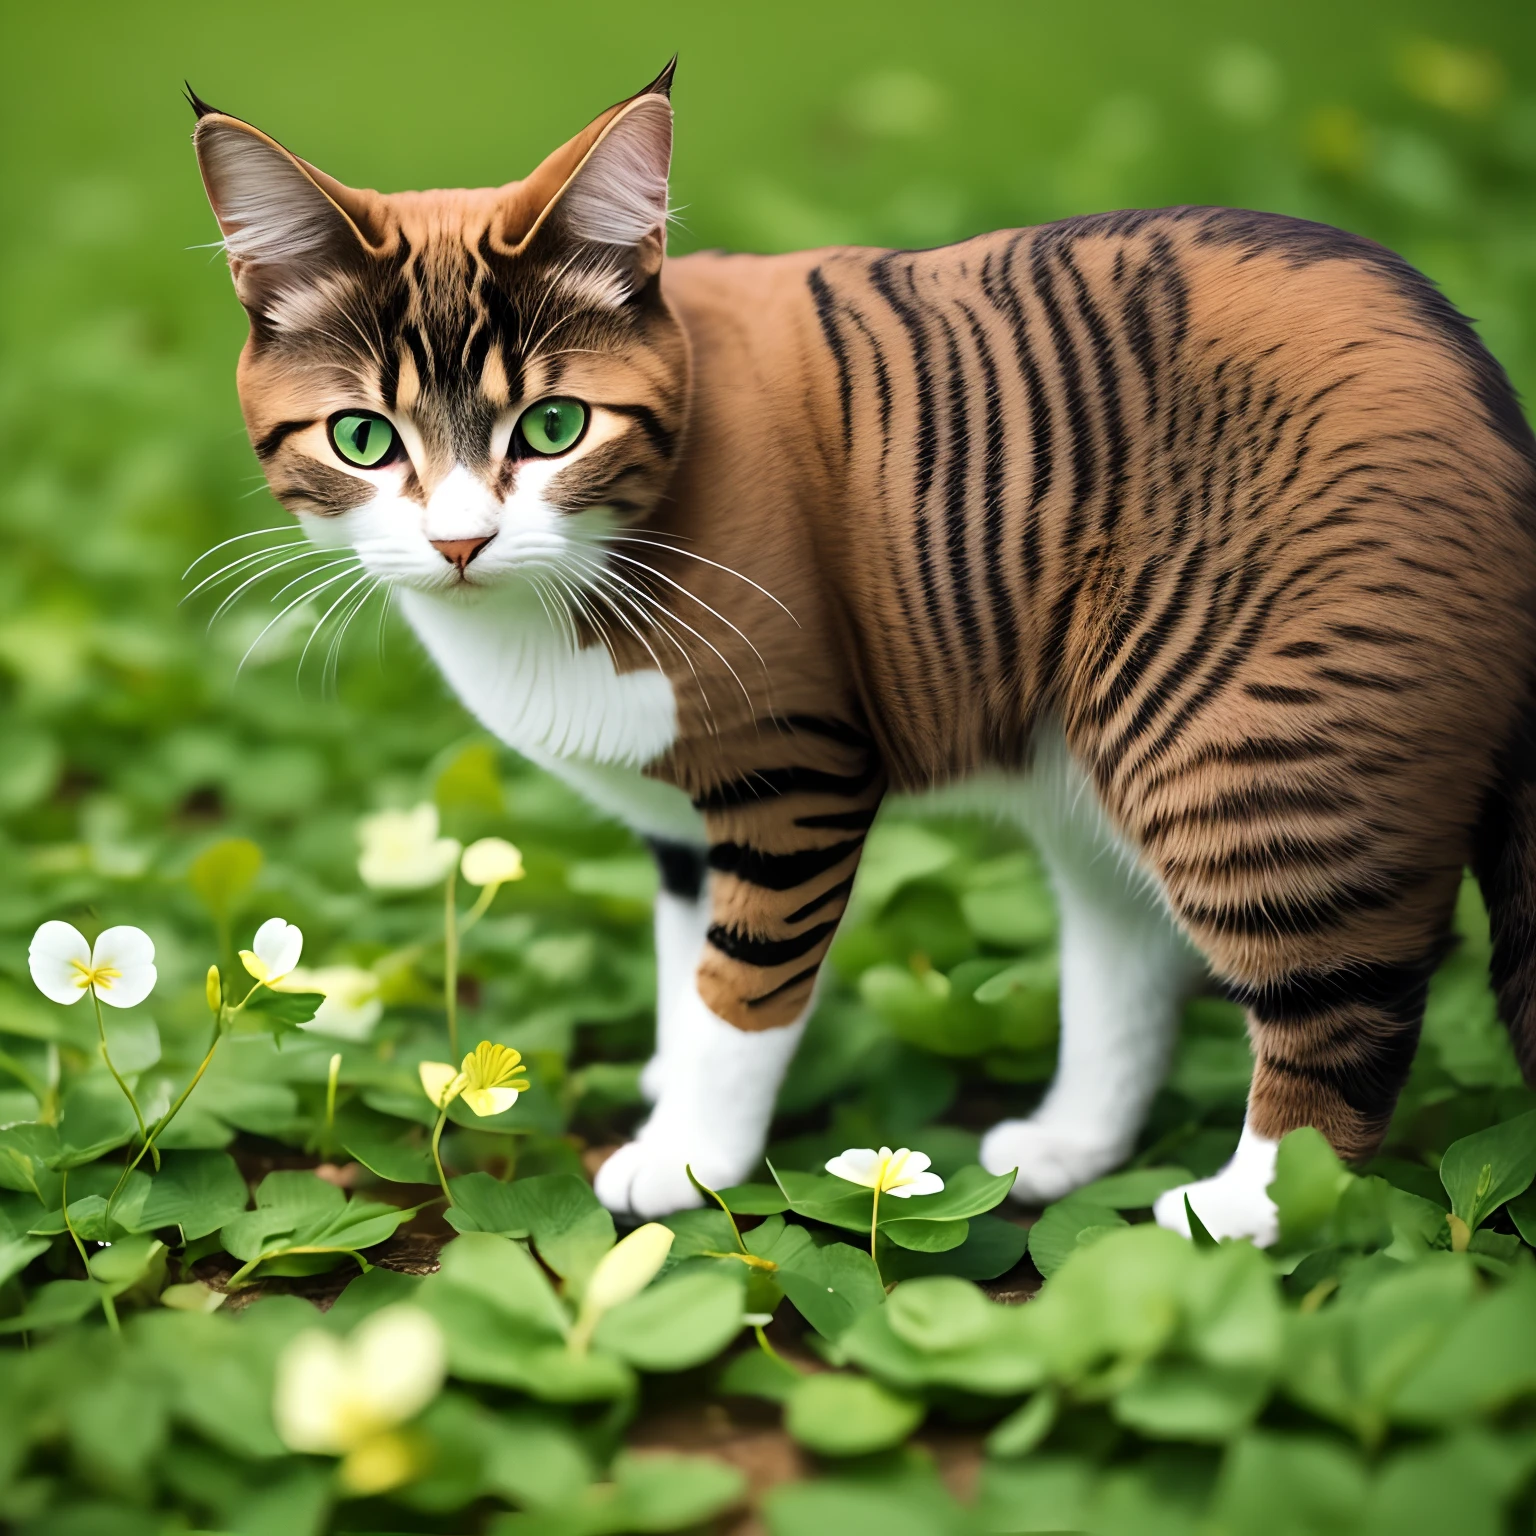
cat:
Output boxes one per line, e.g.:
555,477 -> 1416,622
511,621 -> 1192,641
190,64 -> 1536,1242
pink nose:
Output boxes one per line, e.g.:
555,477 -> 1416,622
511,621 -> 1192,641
430,536 -> 491,573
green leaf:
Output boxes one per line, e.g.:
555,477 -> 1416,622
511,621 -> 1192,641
1114,1358 -> 1268,1441
1186,1194 -> 1218,1248
1439,1109 -> 1536,1232
882,1216 -> 969,1252
243,987 -> 325,1035
884,1162 -> 1015,1222
986,1387 -> 1059,1459
0,1277 -> 106,1335
776,1239 -> 887,1341
188,836 -> 263,922
715,1181 -> 790,1215
56,1079 -> 138,1167
219,1169 -> 415,1279
1269,1127 -> 1352,1249
719,1346 -> 802,1403
1508,1185 -> 1536,1246
336,1101 -> 437,1184
134,1150 -> 249,1239
1027,1196 -> 1126,1278
1075,1166 -> 1194,1209
881,1213 -> 1029,1282
594,1267 -> 746,1370
1210,1433 -> 1367,1535
786,1373 -> 925,1456
447,1172 -> 615,1289
771,1165 -> 875,1233
0,1230 -> 48,1287
853,822 -> 958,911
0,1121 -> 61,1195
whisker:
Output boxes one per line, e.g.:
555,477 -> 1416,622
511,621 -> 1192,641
183,525 -> 297,578
268,556 -> 361,603
600,533 -> 800,625
324,579 -> 379,693
204,548 -> 338,627
236,566 -> 362,675
298,571 -> 375,684
181,541 -> 312,603
601,548 -> 771,677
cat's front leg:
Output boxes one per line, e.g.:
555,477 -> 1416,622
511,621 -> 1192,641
596,720 -> 884,1217
639,839 -> 711,1104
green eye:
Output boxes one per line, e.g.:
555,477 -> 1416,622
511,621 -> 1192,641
518,398 -> 588,456
329,411 -> 399,468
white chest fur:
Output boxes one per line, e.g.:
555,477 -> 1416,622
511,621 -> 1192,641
398,586 -> 705,844
399,586 -> 679,767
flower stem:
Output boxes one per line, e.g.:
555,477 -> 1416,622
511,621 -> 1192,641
443,866 -> 460,1061
110,1015 -> 225,1200
91,986 -> 155,1172
324,1052 -> 342,1154
430,1108 -> 453,1206
755,1324 -> 797,1371
870,1183 -> 883,1287
458,881 -> 499,938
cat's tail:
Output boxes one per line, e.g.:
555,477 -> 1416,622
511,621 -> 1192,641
1474,688 -> 1536,1083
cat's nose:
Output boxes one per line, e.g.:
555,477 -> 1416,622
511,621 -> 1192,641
430,536 -> 492,573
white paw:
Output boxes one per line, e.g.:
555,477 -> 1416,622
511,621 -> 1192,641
593,1138 -> 705,1218
980,1119 -> 1130,1204
1152,1127 -> 1280,1247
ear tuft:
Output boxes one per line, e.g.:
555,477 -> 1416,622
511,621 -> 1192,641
643,57 -> 678,100
184,82 -> 220,121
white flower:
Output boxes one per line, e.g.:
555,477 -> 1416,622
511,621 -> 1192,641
357,804 -> 462,891
460,836 -> 525,889
29,921 -> 157,1009
825,1146 -> 945,1199
240,917 -> 303,985
278,965 -> 383,1041
274,1305 -> 444,1493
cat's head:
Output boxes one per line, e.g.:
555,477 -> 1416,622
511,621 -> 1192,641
192,65 -> 687,602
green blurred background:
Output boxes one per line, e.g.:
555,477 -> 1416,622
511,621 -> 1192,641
1,0 -> 1534,1164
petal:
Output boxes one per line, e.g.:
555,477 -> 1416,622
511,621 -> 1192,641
240,950 -> 268,982
905,1171 -> 946,1197
351,1305 -> 446,1425
273,1330 -> 352,1454
825,1149 -> 881,1187
28,921 -> 91,1005
900,1150 -> 932,1175
461,1085 -> 519,1117
418,1062 -> 462,1108
253,917 -> 303,981
90,926 -> 157,1008
460,837 -> 524,887
582,1223 -> 675,1314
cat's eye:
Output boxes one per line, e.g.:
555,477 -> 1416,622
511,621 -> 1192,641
328,411 -> 400,468
517,398 -> 588,456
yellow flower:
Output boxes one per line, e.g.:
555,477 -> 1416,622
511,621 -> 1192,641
418,1040 -> 529,1117
460,836 -> 524,889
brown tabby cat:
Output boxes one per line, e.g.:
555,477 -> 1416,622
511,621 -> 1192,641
191,65 -> 1536,1239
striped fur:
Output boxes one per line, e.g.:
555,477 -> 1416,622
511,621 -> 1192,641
195,75 -> 1536,1178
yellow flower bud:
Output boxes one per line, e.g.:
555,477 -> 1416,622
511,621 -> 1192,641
205,965 -> 222,1015
570,1222 -> 674,1353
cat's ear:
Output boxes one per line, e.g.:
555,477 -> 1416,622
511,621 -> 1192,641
189,89 -> 386,317
501,60 -> 676,286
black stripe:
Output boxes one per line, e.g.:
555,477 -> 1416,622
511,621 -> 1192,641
646,839 -> 706,901
1224,950 -> 1442,1028
1059,246 -> 1128,540
1028,234 -> 1095,551
1262,1026 -> 1422,1120
746,964 -> 821,1009
784,874 -> 857,925
254,420 -> 313,458
794,806 -> 879,831
808,268 -> 853,457
1244,683 -> 1323,705
1143,780 -> 1359,843
708,920 -> 838,968
937,313 -> 983,667
708,837 -> 864,891
604,403 -> 677,459
772,715 -> 873,749
1316,667 -> 1407,695
1182,867 -> 1415,939
693,760 -> 881,811
843,305 -> 895,478
959,302 -> 1018,671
